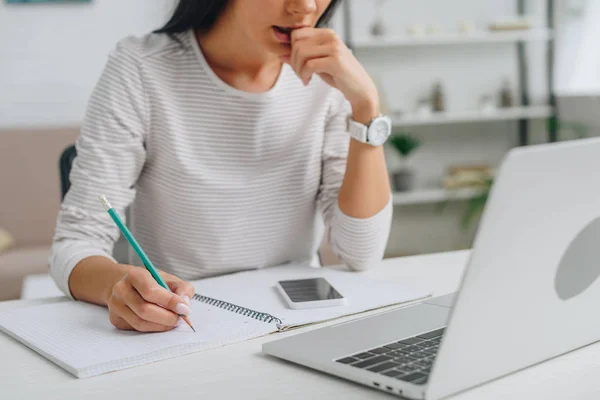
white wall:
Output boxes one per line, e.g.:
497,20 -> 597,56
0,0 -> 175,128
554,0 -> 600,96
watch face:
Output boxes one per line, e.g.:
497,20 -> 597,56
368,117 -> 391,146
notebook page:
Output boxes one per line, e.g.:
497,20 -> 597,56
0,299 -> 276,378
192,264 -> 431,328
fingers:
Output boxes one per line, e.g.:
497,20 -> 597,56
127,268 -> 191,316
289,28 -> 345,86
291,27 -> 337,43
108,296 -> 174,332
164,274 -> 195,304
291,43 -> 335,85
299,57 -> 332,87
121,281 -> 180,327
109,313 -> 133,331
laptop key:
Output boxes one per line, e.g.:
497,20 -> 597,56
382,369 -> 404,378
336,357 -> 359,364
413,343 -> 430,350
402,345 -> 419,353
352,352 -> 375,360
370,347 -> 391,355
368,361 -> 400,373
413,360 -> 431,368
416,328 -> 445,340
394,356 -> 418,365
383,343 -> 406,350
388,350 -> 405,358
397,337 -> 425,345
403,363 -> 420,372
391,348 -> 412,355
352,355 -> 392,369
398,372 -> 429,383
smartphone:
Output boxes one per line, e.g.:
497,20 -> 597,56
276,278 -> 347,309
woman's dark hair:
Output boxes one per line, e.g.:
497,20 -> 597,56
155,0 -> 342,34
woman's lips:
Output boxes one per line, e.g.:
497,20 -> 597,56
273,26 -> 292,43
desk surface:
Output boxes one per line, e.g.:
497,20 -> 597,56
1,250 -> 599,400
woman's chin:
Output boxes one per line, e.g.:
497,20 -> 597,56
265,41 -> 291,56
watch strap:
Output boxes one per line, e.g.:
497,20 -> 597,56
347,118 -> 369,143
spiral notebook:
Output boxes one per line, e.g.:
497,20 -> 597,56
0,264 -> 430,378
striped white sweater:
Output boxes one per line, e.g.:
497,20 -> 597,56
50,30 -> 393,297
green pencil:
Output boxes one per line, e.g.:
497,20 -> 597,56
99,195 -> 195,332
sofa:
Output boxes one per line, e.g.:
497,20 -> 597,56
0,127 -> 80,300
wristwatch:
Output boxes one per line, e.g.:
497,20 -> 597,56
347,114 -> 392,146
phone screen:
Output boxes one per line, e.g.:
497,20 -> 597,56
278,278 -> 344,303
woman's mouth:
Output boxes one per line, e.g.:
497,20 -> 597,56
273,26 -> 293,44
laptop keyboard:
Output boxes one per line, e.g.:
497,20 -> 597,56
335,327 -> 446,385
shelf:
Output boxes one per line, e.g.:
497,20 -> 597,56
391,105 -> 553,127
393,188 -> 484,206
352,29 -> 553,48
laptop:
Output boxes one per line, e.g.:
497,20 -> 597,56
263,137 -> 600,399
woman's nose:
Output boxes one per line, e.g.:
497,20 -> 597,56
286,0 -> 318,15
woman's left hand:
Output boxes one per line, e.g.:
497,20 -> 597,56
286,28 -> 379,113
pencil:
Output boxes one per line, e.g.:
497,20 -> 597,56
99,195 -> 195,332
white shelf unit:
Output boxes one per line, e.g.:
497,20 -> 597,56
392,188 -> 484,206
392,105 -> 553,127
341,1 -> 557,210
352,29 -> 553,49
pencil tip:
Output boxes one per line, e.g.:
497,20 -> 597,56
191,325 -> 196,332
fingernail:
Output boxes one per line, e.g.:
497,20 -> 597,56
183,295 -> 191,305
175,302 -> 192,316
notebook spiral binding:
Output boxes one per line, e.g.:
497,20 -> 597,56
193,294 -> 283,327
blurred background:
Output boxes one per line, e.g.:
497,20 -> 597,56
1,0 -> 598,300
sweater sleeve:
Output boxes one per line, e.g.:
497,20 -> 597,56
317,91 -> 393,271
49,40 -> 148,297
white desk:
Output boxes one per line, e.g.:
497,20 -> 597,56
1,250 -> 599,399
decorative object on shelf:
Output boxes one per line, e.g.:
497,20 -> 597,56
432,82 -> 445,112
443,164 -> 494,190
426,24 -> 441,35
406,23 -> 425,37
457,20 -> 476,35
488,18 -> 532,31
388,134 -> 421,192
480,95 -> 496,114
370,0 -> 390,36
416,97 -> 433,117
499,78 -> 514,108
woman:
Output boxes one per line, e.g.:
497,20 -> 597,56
50,0 -> 393,333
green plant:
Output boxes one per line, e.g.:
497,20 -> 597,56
388,134 -> 421,158
461,178 -> 493,231
547,117 -> 589,140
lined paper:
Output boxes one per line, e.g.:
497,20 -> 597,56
0,300 -> 276,378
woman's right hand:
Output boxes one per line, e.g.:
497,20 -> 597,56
107,266 -> 194,332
